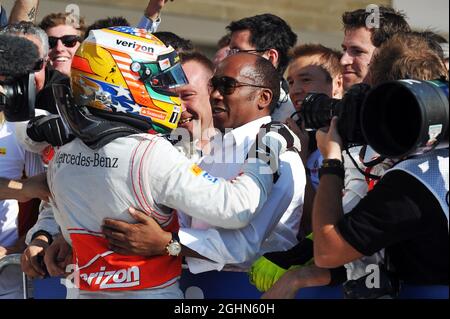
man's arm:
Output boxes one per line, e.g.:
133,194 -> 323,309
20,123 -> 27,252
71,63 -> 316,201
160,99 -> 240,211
145,137 -> 274,229
9,0 -> 39,24
137,0 -> 173,32
0,173 -> 49,202
0,235 -> 27,258
102,207 -> 210,260
145,0 -> 171,22
313,117 -> 363,268
261,265 -> 331,299
25,202 -> 60,245
180,151 -> 305,273
103,151 -> 305,272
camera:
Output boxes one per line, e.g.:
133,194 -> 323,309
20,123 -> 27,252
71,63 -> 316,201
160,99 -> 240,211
0,34 -> 40,121
300,83 -> 371,146
300,80 -> 449,158
0,74 -> 36,121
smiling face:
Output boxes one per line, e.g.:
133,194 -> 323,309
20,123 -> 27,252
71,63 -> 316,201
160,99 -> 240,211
46,24 -> 81,76
287,55 -> 336,111
177,60 -> 213,138
341,27 -> 376,91
210,54 -> 271,132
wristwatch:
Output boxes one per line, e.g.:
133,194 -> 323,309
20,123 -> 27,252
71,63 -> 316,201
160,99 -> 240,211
166,232 -> 182,257
319,159 -> 345,180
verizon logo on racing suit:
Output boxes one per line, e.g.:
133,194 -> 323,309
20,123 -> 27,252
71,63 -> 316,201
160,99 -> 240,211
80,265 -> 140,290
70,231 -> 181,291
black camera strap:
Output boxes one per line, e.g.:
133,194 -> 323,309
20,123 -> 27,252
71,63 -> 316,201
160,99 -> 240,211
345,146 -> 384,181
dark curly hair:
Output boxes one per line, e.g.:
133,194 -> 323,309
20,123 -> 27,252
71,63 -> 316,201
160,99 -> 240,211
227,14 -> 297,75
84,17 -> 130,39
153,31 -> 194,53
342,6 -> 411,47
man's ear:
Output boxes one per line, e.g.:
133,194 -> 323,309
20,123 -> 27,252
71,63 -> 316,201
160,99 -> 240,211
265,49 -> 280,69
258,89 -> 273,110
332,74 -> 344,99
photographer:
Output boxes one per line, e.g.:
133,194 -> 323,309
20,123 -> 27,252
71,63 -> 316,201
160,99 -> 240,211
312,35 -> 449,297
0,34 -> 48,298
1,22 -> 70,115
0,27 -> 68,286
260,33 -> 449,299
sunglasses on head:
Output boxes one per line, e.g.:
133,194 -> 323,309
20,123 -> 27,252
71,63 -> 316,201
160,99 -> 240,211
48,35 -> 81,49
209,76 -> 270,95
227,48 -> 269,56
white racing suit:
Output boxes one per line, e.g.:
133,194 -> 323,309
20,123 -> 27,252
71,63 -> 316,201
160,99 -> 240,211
47,133 -> 274,298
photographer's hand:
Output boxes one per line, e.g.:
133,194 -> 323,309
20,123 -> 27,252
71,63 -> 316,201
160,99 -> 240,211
316,116 -> 343,160
0,174 -> 49,202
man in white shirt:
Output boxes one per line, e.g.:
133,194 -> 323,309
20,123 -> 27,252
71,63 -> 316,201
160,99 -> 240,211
102,53 -> 305,278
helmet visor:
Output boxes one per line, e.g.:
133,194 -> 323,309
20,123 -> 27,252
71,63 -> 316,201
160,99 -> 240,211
150,63 -> 188,91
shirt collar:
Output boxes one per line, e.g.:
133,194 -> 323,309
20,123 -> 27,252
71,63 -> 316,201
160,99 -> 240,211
223,116 -> 272,150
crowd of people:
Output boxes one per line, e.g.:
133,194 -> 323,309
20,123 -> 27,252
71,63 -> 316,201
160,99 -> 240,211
0,0 -> 448,299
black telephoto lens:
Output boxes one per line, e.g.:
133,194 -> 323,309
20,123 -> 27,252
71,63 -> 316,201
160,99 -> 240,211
361,79 -> 449,158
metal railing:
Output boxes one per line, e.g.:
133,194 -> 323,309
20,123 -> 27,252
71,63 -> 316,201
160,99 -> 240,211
0,254 -> 31,299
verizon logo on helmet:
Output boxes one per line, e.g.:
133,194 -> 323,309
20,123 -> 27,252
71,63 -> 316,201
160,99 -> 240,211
116,39 -> 154,54
80,266 -> 140,289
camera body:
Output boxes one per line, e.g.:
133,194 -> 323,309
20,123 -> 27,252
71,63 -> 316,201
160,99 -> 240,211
301,83 -> 371,146
0,74 -> 36,121
0,34 -> 40,121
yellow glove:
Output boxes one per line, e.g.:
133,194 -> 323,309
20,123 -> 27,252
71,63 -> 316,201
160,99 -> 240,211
249,256 -> 301,292
249,233 -> 314,292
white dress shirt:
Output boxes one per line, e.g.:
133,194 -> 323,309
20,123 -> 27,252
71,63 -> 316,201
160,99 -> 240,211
178,116 -> 306,273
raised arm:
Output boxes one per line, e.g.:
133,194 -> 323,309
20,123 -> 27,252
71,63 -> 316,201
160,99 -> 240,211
0,173 -> 49,202
8,0 -> 39,24
137,0 -> 173,32
145,0 -> 171,21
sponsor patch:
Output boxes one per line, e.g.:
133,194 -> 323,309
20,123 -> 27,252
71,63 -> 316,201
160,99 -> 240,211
159,58 -> 171,71
0,148 -> 6,155
190,164 -> 203,176
140,108 -> 166,121
202,172 -> 219,184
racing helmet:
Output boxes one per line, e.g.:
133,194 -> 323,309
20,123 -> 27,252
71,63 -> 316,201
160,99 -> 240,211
70,26 -> 188,132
